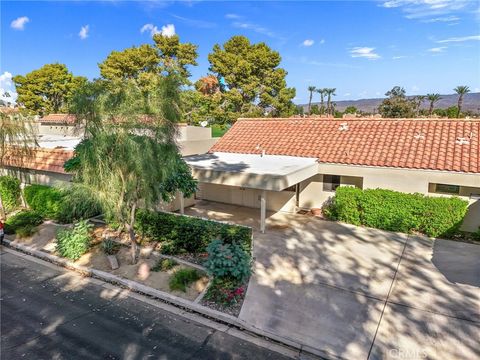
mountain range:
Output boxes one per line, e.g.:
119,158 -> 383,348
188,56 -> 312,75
300,92 -> 480,114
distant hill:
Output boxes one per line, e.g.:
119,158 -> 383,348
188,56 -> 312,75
299,92 -> 480,114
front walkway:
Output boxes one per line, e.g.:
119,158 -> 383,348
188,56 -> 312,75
184,201 -> 480,360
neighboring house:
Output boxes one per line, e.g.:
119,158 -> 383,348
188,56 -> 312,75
185,118 -> 480,232
1,114 -> 218,211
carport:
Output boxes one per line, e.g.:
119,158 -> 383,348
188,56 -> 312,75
184,152 -> 319,232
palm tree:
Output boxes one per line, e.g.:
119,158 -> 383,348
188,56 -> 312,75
325,88 -> 336,116
316,88 -> 326,114
414,95 -> 426,117
426,93 -> 441,115
307,86 -> 316,115
454,86 -> 470,118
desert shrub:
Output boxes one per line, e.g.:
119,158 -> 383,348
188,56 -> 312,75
204,239 -> 251,282
152,258 -> 178,272
56,220 -> 92,260
24,184 -> 63,219
15,224 -> 37,238
4,210 -> 43,234
327,187 -> 468,238
169,268 -> 200,292
204,278 -> 246,306
0,176 -> 21,213
56,185 -> 101,224
101,238 -> 120,255
135,209 -> 252,255
24,184 -> 101,223
472,228 -> 480,241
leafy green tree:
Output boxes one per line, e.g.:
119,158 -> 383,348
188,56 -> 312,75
454,85 -> 470,118
99,35 -> 198,87
310,104 -> 320,115
208,36 -> 296,117
67,75 -> 196,264
413,95 -> 425,117
0,112 -> 36,218
344,106 -> 358,114
378,86 -> 415,118
307,86 -> 316,115
426,93 -> 441,115
13,63 -> 86,115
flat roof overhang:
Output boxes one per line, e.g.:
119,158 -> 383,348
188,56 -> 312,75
184,152 -> 319,191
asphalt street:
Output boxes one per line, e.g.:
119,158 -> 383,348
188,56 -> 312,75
0,248 -> 294,360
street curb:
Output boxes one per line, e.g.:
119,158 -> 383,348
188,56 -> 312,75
2,239 -> 326,359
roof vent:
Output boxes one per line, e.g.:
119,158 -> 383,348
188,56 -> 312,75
414,132 -> 425,140
339,123 -> 349,131
456,137 -> 469,145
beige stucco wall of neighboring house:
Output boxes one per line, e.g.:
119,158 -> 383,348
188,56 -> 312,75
178,126 -> 212,142
197,163 -> 480,232
1,167 -> 72,186
198,183 -> 296,212
38,124 -> 83,137
178,138 -> 219,156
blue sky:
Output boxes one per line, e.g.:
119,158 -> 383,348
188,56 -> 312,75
2,0 -> 479,104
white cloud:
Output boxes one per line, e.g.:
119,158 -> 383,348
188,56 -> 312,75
232,21 -> 277,38
437,35 -> 480,43
428,46 -> 447,52
421,15 -> 460,22
140,23 -> 175,37
302,39 -> 314,47
392,55 -> 408,59
349,47 -> 381,60
225,13 -> 241,19
0,71 -> 18,105
381,0 -> 473,21
11,16 -> 29,30
79,25 -> 89,40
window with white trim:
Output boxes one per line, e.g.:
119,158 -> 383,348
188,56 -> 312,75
323,175 -> 341,192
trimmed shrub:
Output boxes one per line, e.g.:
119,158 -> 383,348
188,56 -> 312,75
4,210 -> 43,235
204,239 -> 251,282
56,220 -> 92,260
152,258 -> 178,272
169,268 -> 200,292
0,176 -> 21,213
23,184 -> 101,223
57,186 -> 101,224
15,224 -> 37,238
204,278 -> 246,306
24,185 -> 63,219
325,187 -> 468,238
135,209 -> 252,255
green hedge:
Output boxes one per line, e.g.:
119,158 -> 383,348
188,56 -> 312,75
135,209 -> 252,255
23,184 -> 101,223
4,210 -> 43,235
0,176 -> 21,213
324,187 -> 468,238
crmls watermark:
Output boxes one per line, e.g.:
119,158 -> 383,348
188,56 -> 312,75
388,348 -> 427,359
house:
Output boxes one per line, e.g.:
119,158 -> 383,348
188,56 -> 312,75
1,115 -> 218,211
185,118 -> 480,233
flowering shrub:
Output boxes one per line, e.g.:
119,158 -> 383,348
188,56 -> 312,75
204,239 -> 251,282
204,278 -> 246,306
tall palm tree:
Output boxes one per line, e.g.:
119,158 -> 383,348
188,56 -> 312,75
317,88 -> 326,114
326,88 -> 336,116
426,93 -> 441,115
307,86 -> 316,115
454,85 -> 470,118
414,95 -> 426,117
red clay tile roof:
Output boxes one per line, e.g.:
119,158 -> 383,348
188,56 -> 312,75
210,118 -> 480,174
2,147 -> 73,174
39,114 -> 77,125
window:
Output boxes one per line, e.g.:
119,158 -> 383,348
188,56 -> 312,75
323,175 -> 341,192
434,183 -> 460,195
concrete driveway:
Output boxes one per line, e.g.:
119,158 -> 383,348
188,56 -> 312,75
185,202 -> 480,360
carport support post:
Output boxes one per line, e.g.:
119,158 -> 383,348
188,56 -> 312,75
260,190 -> 266,233
179,191 -> 184,215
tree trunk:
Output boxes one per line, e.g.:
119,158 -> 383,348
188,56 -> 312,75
0,194 -> 5,220
429,102 -> 434,115
457,95 -> 463,118
308,92 -> 312,115
126,203 -> 138,264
